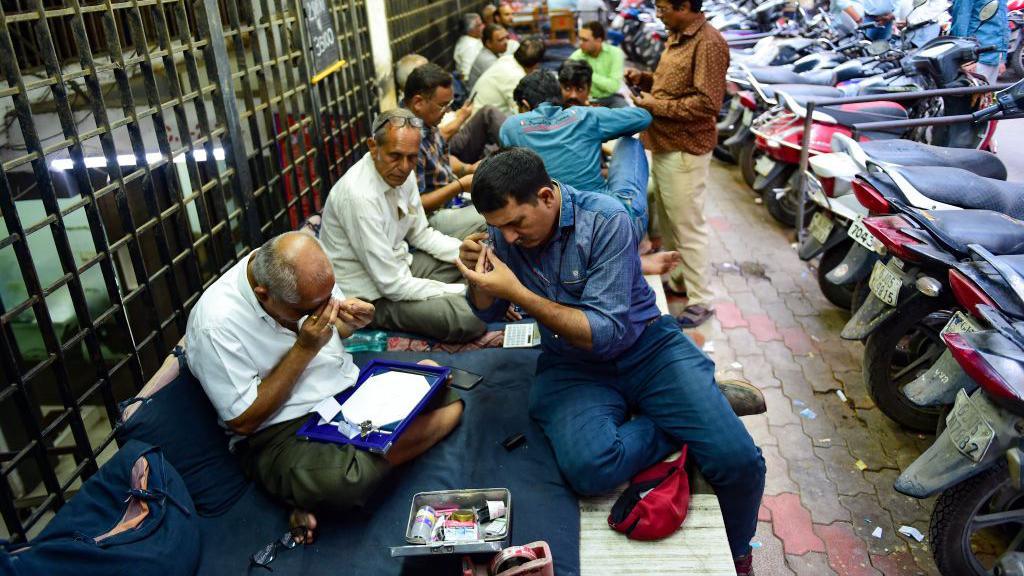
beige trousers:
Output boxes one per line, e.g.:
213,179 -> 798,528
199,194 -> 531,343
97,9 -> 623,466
649,150 -> 714,307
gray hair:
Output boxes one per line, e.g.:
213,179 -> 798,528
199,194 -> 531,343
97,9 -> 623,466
372,107 -> 419,145
462,13 -> 482,33
251,232 -> 330,304
395,53 -> 429,93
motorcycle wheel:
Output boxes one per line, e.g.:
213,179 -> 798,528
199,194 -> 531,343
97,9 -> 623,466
816,239 -> 854,310
1012,39 -> 1024,79
931,461 -> 1024,576
713,144 -> 736,164
850,280 -> 869,316
762,169 -> 810,228
738,142 -> 759,190
862,296 -> 949,431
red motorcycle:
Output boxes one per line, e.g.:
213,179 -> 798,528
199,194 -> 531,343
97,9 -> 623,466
749,37 -> 999,227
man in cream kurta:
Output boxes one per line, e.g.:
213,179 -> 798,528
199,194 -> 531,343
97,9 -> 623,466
320,109 -> 486,343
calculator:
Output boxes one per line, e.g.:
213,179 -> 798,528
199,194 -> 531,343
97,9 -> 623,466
502,322 -> 541,348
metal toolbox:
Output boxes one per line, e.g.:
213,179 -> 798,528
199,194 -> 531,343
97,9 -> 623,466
389,488 -> 512,557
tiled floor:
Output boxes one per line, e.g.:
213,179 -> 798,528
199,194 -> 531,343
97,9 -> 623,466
676,157 -> 944,575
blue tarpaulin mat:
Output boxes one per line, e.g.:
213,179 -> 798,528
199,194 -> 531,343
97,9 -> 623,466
195,348 -> 581,576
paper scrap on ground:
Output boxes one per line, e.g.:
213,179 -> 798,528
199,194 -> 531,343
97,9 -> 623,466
793,399 -> 806,407
799,408 -> 817,420
898,526 -> 925,542
855,459 -> 868,471
312,396 -> 342,425
814,438 -> 832,448
340,371 -> 431,427
872,527 -> 883,539
836,390 -> 848,403
750,540 -> 763,549
730,361 -> 743,369
703,341 -> 715,353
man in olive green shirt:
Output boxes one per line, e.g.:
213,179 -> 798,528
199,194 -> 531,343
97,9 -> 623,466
569,21 -> 626,108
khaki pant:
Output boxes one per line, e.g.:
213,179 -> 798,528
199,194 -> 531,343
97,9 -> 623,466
649,150 -> 714,307
370,251 -> 486,343
427,206 -> 486,239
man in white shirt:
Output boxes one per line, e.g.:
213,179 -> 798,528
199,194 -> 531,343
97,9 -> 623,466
454,13 -> 484,80
320,108 -> 487,343
469,24 -> 510,88
186,230 -> 463,542
473,39 -> 546,116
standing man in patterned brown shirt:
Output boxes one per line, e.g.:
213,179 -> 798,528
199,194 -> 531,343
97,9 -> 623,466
627,0 -> 729,330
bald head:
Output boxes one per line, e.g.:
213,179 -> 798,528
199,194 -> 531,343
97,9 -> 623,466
251,232 -> 333,305
481,4 -> 497,24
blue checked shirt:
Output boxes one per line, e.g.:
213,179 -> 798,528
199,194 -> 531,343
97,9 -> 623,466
471,183 -> 661,360
416,124 -> 458,208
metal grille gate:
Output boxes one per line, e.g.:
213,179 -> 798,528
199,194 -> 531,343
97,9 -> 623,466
386,0 -> 491,68
0,0 -> 376,542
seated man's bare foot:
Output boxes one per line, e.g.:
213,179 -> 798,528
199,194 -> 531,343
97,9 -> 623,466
290,508 -> 318,545
640,251 -> 682,275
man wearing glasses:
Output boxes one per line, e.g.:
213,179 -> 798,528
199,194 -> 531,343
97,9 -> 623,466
405,63 -> 487,240
186,230 -> 463,545
319,109 -> 486,343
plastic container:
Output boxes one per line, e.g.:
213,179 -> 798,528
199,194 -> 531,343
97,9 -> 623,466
342,330 -> 388,352
390,488 -> 512,557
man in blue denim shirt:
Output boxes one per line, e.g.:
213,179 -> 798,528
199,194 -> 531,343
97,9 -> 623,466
455,148 -> 766,572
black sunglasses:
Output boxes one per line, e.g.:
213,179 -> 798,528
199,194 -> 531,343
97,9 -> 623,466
249,525 -> 306,571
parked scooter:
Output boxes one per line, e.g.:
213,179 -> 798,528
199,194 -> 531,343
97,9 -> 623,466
751,36 -> 1001,227
896,301 -> 1024,575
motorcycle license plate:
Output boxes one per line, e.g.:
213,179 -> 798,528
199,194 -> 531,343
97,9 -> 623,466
941,311 -> 981,336
809,212 -> 834,245
848,217 -> 880,254
869,258 -> 903,307
755,155 -> 775,177
946,389 -> 995,463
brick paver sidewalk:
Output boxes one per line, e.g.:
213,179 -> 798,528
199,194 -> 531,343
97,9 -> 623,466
670,161 -> 940,575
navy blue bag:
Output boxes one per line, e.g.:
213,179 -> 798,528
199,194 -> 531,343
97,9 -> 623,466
1,440 -> 200,576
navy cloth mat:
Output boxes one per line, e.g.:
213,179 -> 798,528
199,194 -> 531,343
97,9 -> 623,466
195,348 -> 580,576
540,44 -> 577,71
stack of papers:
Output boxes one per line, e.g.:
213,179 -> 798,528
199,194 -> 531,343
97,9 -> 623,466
312,371 -> 432,438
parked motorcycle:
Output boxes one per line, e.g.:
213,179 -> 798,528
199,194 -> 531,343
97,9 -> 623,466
750,36 -> 1000,227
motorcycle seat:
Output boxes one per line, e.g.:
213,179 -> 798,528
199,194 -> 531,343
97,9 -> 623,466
819,102 -> 908,133
903,209 -> 1024,258
748,66 -> 835,86
895,166 -> 1024,220
859,140 -> 1007,181
762,84 -> 843,103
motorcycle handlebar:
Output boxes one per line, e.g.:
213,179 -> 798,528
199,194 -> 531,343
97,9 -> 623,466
976,44 -> 999,54
882,67 -> 904,79
857,21 -> 882,30
972,103 -> 1002,123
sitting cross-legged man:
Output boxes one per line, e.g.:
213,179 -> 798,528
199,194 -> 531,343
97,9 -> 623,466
319,108 -> 486,343
405,63 -> 487,239
500,65 -> 680,276
456,149 -> 766,575
395,54 -> 506,166
186,231 -> 463,543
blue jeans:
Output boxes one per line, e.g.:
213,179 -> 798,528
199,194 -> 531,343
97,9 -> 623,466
529,315 -> 766,558
604,136 -> 650,240
864,15 -> 893,41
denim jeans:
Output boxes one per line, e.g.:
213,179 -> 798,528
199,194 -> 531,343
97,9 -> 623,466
604,136 -> 650,240
529,315 -> 766,558
864,15 -> 894,41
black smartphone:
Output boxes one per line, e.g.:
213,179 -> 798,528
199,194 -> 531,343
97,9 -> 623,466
448,367 -> 483,391
629,84 -> 642,97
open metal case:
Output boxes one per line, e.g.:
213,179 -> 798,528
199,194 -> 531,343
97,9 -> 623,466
390,488 -> 513,557
295,359 -> 450,455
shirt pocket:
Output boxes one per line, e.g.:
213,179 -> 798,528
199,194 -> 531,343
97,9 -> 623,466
558,249 -> 589,299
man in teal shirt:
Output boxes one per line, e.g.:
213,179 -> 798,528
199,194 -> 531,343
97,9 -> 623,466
569,21 -> 626,108
498,70 -> 684,277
